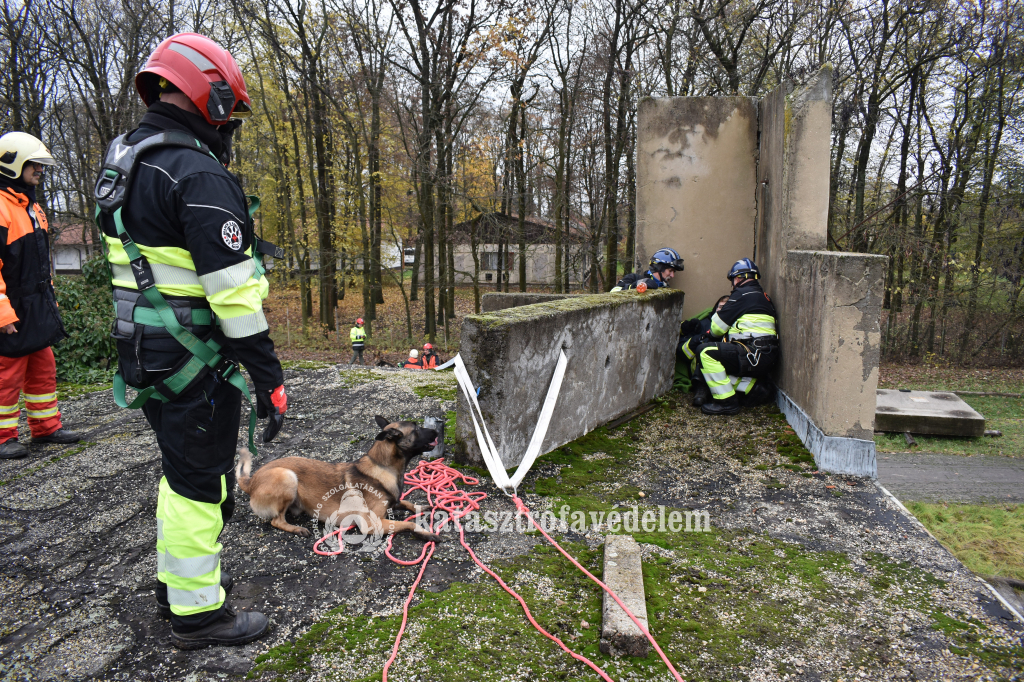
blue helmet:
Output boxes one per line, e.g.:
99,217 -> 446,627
650,247 -> 684,272
727,258 -> 760,280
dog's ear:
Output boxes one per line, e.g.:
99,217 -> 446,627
374,415 -> 390,429
374,427 -> 404,442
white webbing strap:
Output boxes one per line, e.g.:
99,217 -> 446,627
452,351 -> 568,493
433,357 -> 457,371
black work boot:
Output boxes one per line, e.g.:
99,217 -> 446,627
157,572 -> 234,619
32,429 -> 81,445
171,606 -> 269,650
701,395 -> 741,416
740,382 -> 774,407
691,384 -> 710,407
0,439 -> 27,459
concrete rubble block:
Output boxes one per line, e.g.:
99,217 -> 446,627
480,292 -> 578,313
875,390 -> 986,437
456,289 -> 684,468
636,96 -> 758,317
600,535 -> 651,657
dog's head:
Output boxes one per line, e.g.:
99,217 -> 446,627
373,415 -> 438,463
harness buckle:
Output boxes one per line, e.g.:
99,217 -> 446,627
213,356 -> 237,381
129,258 -> 156,290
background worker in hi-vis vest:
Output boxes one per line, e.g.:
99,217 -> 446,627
349,317 -> 366,365
0,132 -> 81,459
96,34 -> 286,649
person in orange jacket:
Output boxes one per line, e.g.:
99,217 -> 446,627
0,132 -> 80,459
421,342 -> 440,369
401,348 -> 423,369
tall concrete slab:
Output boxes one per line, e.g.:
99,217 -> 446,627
755,70 -> 885,475
636,97 -> 758,317
456,289 -> 684,467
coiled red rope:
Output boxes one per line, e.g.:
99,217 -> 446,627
317,457 -> 683,682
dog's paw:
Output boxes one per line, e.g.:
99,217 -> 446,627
421,532 -> 442,543
294,527 -> 312,537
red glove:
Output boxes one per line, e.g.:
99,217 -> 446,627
271,385 -> 287,414
257,385 -> 288,442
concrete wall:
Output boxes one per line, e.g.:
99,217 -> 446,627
481,293 -> 578,313
779,251 -> 885,440
755,69 -> 885,450
636,97 -> 758,318
457,289 -> 684,468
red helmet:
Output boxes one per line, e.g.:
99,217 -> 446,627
423,343 -> 433,350
136,33 -> 252,126
356,318 -> 364,325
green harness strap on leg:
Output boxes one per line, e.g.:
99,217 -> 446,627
108,207 -> 259,454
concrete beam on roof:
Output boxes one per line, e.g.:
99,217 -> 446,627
875,389 -> 985,437
600,535 -> 651,657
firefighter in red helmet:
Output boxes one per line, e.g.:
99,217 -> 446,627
421,342 -> 440,369
349,318 -> 366,365
94,34 -> 285,648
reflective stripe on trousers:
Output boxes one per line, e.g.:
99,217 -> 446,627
699,346 -> 735,400
156,476 -> 225,615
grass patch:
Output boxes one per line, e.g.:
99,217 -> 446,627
532,422 -> 646,513
248,529 -> 862,682
0,442 -> 93,486
878,364 -> 1024,395
282,358 -> 333,368
412,383 -> 458,402
906,502 -> 1024,581
56,381 -> 112,401
875,395 -> 1024,457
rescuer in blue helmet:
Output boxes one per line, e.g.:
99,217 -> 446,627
684,258 -> 779,415
611,247 -> 684,292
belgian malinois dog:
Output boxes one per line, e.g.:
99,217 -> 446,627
236,416 -> 441,543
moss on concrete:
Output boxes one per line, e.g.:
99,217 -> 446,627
466,289 -> 683,329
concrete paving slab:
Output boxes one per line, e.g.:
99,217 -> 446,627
600,535 -> 650,657
877,452 -> 1024,503
876,389 -> 986,437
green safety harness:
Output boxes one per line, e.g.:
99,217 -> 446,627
94,130 -> 283,454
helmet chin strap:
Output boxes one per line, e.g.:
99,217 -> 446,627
216,119 -> 243,166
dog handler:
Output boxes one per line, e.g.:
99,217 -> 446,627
0,132 -> 81,459
690,259 -> 779,415
94,34 -> 286,648
611,247 -> 684,291
349,317 -> 366,365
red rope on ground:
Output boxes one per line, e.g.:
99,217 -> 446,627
320,457 -> 683,682
511,495 -> 685,682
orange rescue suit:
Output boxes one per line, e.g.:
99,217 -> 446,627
0,187 -> 66,357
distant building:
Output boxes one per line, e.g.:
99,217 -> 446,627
52,223 -> 98,274
437,213 -> 589,286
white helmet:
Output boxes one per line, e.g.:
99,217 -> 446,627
0,132 -> 55,179
409,349 -> 419,359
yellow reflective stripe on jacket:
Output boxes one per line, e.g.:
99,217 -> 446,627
728,314 -> 776,339
710,313 -> 730,337
199,259 -> 256,295
106,236 -> 205,297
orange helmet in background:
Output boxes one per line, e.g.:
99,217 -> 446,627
356,318 -> 364,325
136,33 -> 252,126
423,343 -> 433,350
